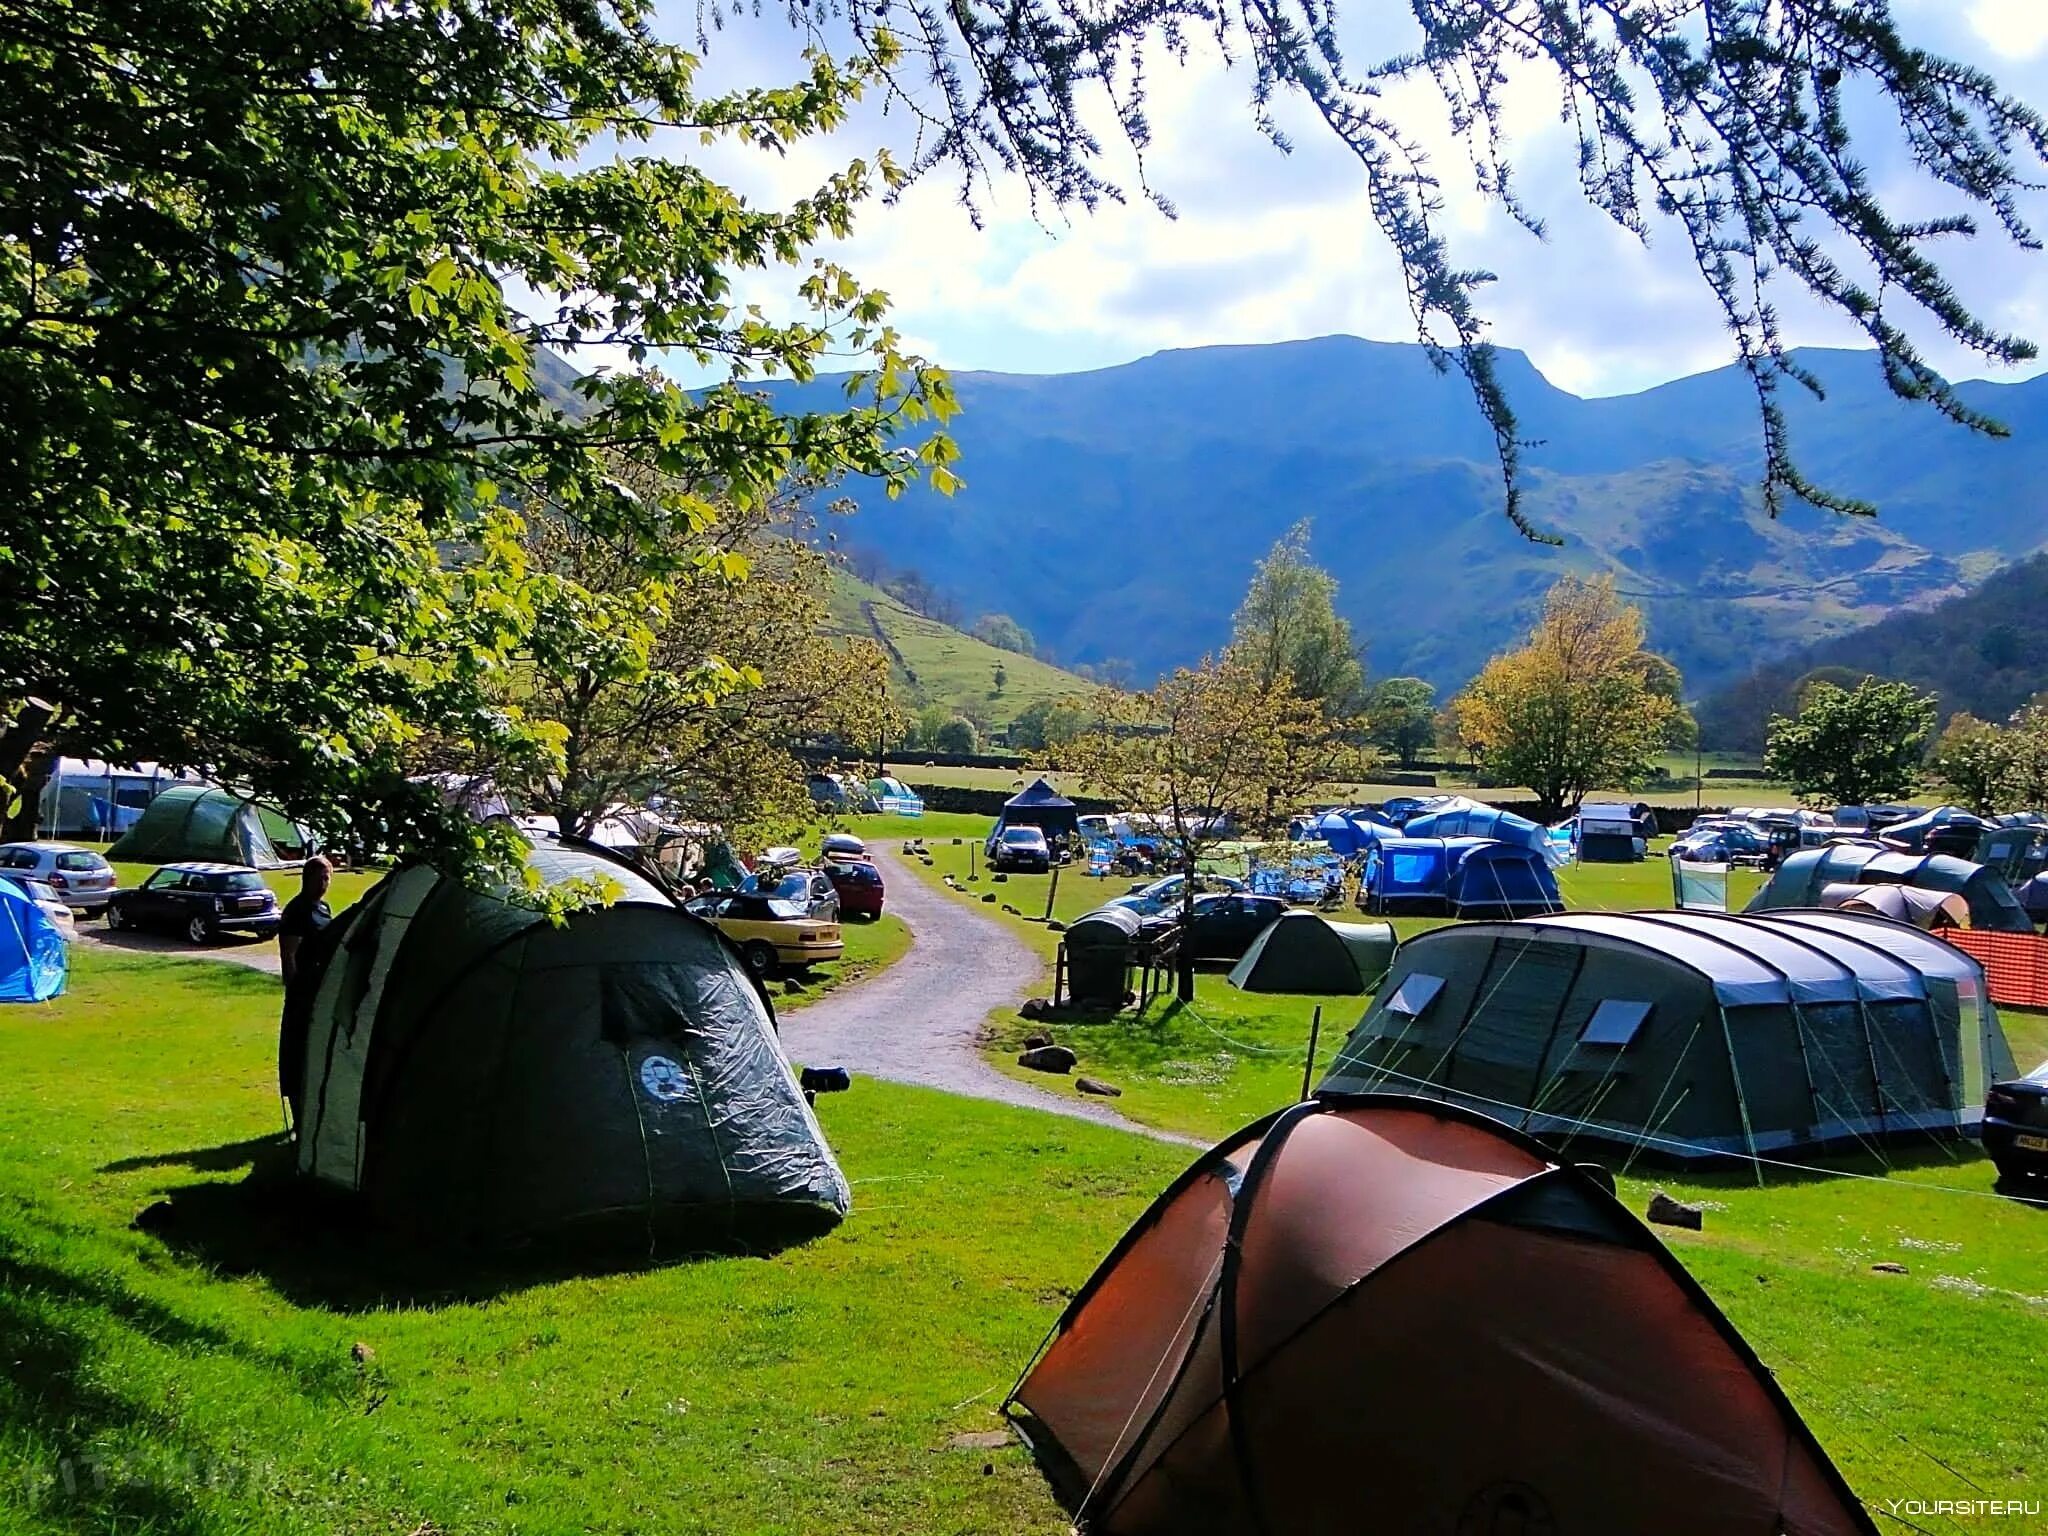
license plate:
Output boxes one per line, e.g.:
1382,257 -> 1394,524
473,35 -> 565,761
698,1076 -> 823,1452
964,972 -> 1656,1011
2016,1134 -> 2048,1153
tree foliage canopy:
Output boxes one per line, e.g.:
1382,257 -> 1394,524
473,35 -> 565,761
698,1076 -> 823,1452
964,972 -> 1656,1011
1931,705 -> 2048,814
1763,676 -> 1937,808
1453,575 -> 1677,818
1230,520 -> 1365,717
1,0 -> 950,870
816,0 -> 2048,533
1367,677 -> 1437,768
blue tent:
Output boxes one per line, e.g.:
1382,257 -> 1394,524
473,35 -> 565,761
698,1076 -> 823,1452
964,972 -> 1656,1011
0,877 -> 67,1003
1311,808 -> 1397,856
1402,803 -> 1560,865
1361,837 -> 1562,919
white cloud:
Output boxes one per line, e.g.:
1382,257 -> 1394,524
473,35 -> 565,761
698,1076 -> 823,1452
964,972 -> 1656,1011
633,5 -> 2048,398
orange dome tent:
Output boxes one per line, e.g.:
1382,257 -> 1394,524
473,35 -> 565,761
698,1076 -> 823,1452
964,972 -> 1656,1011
1005,1096 -> 1874,1536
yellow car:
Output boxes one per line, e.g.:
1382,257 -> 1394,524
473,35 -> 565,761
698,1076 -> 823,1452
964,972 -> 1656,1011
687,891 -> 843,975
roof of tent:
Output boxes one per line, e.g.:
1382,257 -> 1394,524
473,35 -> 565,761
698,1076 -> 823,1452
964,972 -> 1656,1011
1880,805 -> 1988,851
1227,912 -> 1392,996
105,784 -> 315,868
1746,844 -> 2032,933
1004,777 -> 1075,810
1819,882 -> 1968,929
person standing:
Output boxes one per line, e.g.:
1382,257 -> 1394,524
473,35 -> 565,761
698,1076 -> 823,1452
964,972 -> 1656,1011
278,854 -> 333,988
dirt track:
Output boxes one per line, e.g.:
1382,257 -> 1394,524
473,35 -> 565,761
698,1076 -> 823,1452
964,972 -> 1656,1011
779,849 -> 1185,1141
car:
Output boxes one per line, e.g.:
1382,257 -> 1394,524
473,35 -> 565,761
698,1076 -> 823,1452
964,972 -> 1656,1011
741,862 -> 840,920
822,858 -> 885,920
820,832 -> 867,862
1109,871 -> 1248,917
0,874 -> 77,941
0,841 -> 117,914
1178,892 -> 1288,963
685,891 -> 844,975
1983,1064 -> 2048,1183
1670,821 -> 1774,865
988,825 -> 1051,872
105,862 -> 282,944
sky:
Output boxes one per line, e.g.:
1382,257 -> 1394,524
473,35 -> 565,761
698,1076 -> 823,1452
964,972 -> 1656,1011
631,0 -> 2048,398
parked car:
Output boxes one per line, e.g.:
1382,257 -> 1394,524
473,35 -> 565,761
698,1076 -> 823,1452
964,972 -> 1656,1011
1178,892 -> 1288,963
1670,822 -> 1775,866
989,825 -> 1052,873
740,864 -> 840,921
823,858 -> 885,920
105,862 -> 281,944
1984,1065 -> 2048,1183
821,832 -> 867,862
0,841 -> 116,914
0,875 -> 77,941
1109,872 -> 1248,916
685,892 -> 843,974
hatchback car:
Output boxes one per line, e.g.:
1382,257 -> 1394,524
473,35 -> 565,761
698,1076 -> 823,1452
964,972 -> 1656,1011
105,863 -> 282,944
1109,871 -> 1248,917
740,865 -> 840,921
0,842 -> 117,915
1983,1065 -> 2048,1183
685,892 -> 844,975
822,858 -> 885,920
1179,892 -> 1288,963
989,825 -> 1052,872
0,875 -> 77,941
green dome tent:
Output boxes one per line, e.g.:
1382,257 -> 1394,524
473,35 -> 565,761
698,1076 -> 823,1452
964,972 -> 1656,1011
1228,912 -> 1395,996
1746,845 -> 2032,932
108,785 -> 316,868
1321,909 -> 2015,1164
283,842 -> 849,1248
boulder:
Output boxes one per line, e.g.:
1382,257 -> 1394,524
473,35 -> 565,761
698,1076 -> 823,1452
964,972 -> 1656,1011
1076,1077 -> 1123,1098
1871,1261 -> 1909,1275
1645,1191 -> 1703,1231
1001,903 -> 1021,916
1018,1044 -> 1078,1074
981,893 -> 997,904
1045,920 -> 1067,934
991,872 -> 1009,883
1022,1028 -> 1053,1047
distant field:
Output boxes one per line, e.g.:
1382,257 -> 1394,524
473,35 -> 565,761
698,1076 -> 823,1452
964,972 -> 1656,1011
826,572 -> 1093,725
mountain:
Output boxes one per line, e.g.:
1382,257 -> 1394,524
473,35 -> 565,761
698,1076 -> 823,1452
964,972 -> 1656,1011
823,572 -> 1095,726
1697,554 -> 2048,753
761,337 -> 2048,695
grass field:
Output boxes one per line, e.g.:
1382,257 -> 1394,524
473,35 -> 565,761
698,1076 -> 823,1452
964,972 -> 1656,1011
2,931 -> 2045,1531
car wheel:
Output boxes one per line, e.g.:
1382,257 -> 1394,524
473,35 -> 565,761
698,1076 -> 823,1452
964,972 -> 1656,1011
742,940 -> 778,977
185,914 -> 214,946
105,904 -> 126,931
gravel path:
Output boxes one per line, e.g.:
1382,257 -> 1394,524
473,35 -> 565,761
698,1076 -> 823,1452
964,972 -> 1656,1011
780,849 -> 1186,1142
79,925 -> 283,976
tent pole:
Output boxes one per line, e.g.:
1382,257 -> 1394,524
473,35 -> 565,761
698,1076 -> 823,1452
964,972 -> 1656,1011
1300,1006 -> 1322,1101
1044,862 -> 1059,923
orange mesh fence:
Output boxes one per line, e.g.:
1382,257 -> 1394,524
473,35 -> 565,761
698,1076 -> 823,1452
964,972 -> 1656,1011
1946,929 -> 2048,1009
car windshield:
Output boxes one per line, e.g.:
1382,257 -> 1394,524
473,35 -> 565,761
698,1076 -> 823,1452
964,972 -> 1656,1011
1002,829 -> 1042,844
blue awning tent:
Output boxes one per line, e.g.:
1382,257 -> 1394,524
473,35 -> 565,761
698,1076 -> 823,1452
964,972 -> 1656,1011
1403,803 -> 1562,867
1311,808 -> 1397,856
1362,837 -> 1563,919
1880,805 -> 1990,859
0,877 -> 67,1003
1746,844 -> 2033,933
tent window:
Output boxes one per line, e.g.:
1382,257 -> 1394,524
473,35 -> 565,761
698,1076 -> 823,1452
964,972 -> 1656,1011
1580,999 -> 1652,1047
1383,972 -> 1445,1019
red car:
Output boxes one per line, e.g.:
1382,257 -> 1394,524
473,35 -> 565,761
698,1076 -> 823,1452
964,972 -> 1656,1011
823,858 -> 885,919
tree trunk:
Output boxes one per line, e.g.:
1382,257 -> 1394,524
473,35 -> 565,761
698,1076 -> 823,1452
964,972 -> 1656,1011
0,702 -> 57,841
1176,849 -> 1197,1003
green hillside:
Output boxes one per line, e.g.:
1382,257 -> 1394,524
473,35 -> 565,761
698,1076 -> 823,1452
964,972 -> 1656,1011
826,571 -> 1095,729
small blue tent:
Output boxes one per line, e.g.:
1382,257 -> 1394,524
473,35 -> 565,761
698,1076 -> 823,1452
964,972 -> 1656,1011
0,877 -> 67,1003
1361,838 -> 1563,920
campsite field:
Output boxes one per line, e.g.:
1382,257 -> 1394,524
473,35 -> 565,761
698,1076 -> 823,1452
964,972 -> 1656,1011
2,940 -> 2045,1532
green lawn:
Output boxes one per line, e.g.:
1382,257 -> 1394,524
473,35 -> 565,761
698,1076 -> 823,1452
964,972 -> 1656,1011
3,938 -> 2045,1531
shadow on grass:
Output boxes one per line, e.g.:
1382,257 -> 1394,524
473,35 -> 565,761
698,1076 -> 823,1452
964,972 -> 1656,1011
132,1141 -> 836,1313
100,1132 -> 288,1176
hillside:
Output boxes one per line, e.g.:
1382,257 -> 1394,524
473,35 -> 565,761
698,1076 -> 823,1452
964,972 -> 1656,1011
825,572 -> 1095,728
760,337 -> 2048,695
1697,554 -> 2048,752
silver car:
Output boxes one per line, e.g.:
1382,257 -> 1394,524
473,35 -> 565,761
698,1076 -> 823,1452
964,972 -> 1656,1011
0,841 -> 117,915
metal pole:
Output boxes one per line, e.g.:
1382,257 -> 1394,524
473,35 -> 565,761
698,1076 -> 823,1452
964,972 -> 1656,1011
1301,1006 -> 1323,1101
1044,861 -> 1060,922
1695,739 -> 1702,813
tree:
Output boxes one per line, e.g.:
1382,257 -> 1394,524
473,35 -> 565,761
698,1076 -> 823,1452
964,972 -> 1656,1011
1230,521 -> 1365,717
1764,679 -> 1937,808
2,1 -> 954,874
1931,714 -> 2016,815
972,614 -> 1035,657
1452,577 -> 1678,819
1008,697 -> 1089,752
933,716 -> 978,754
486,490 -> 895,842
908,703 -> 954,752
1640,655 -> 1699,753
1058,656 -> 1323,1001
1367,679 -> 1437,769
808,3 -> 2048,535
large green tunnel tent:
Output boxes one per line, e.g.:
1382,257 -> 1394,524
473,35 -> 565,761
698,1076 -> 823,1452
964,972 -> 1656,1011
108,785 -> 317,868
1321,909 -> 2014,1164
283,842 -> 849,1246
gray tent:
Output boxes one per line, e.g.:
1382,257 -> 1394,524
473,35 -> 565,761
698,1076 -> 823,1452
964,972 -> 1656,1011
1228,912 -> 1395,996
283,841 -> 849,1247
1818,882 -> 1967,930
1321,910 -> 2015,1163
107,784 -> 316,868
1746,845 -> 2032,933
